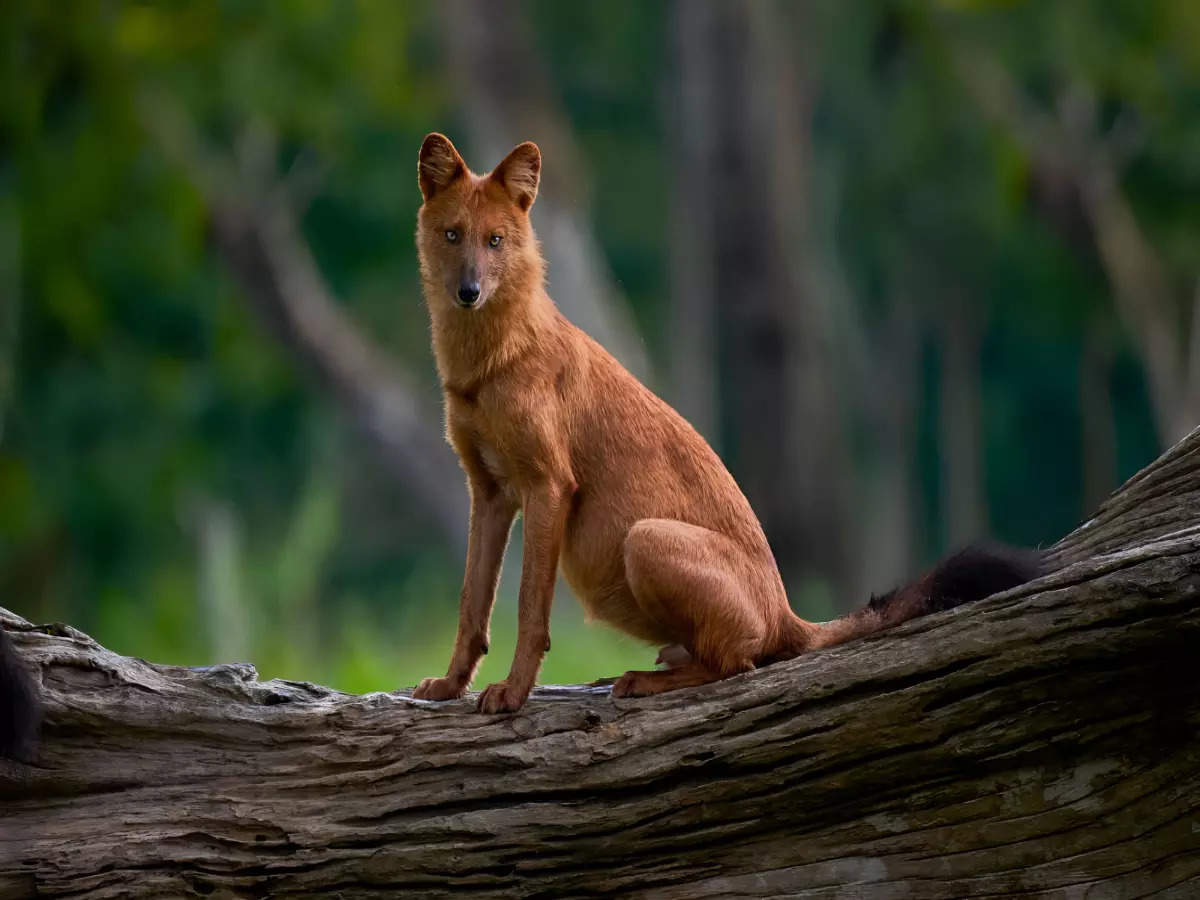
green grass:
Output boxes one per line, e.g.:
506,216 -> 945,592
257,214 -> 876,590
262,584 -> 658,695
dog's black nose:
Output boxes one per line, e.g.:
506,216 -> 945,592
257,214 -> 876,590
458,282 -> 481,305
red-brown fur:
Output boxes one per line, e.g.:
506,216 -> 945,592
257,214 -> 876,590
411,134 -> 1040,713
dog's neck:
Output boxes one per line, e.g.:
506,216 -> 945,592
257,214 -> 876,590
425,259 -> 557,394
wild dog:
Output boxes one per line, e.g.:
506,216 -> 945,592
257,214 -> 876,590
411,133 -> 1040,713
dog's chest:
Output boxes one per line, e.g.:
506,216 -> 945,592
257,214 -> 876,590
447,389 -> 512,489
473,436 -> 523,504
479,441 -> 509,484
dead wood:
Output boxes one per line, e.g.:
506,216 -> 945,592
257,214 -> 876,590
3,430 -> 1200,898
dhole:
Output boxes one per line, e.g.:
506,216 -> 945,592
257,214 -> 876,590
411,134 -> 1040,713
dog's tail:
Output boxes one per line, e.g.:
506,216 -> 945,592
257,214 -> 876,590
0,622 -> 41,761
813,543 -> 1044,649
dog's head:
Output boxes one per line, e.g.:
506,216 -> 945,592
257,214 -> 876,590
415,133 -> 541,312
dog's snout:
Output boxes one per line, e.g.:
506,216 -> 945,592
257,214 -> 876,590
457,281 -> 481,306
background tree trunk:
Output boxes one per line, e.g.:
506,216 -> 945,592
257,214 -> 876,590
947,32 -> 1199,448
853,297 -> 920,603
438,0 -> 650,381
666,0 -> 720,445
4,428 -> 1200,897
140,101 -> 470,555
0,197 -> 18,448
1080,322 -> 1118,515
939,297 -> 988,546
676,0 -> 850,595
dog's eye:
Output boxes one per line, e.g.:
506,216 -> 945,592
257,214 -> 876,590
489,234 -> 502,248
445,229 -> 459,243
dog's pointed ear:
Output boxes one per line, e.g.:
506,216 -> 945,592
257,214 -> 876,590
418,133 -> 467,201
491,141 -> 541,212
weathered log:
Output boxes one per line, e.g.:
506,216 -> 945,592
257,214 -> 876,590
3,431 -> 1200,898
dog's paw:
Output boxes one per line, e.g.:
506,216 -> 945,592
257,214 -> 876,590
611,670 -> 654,698
477,680 -> 529,714
412,676 -> 466,701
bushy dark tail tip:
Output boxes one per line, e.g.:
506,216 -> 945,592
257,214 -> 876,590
0,624 -> 41,762
922,542 -> 1045,613
816,542 -> 1045,650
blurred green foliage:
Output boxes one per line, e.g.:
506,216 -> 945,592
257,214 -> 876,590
0,1 -> 1196,692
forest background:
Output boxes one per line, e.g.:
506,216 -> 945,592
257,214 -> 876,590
2,0 -> 1197,691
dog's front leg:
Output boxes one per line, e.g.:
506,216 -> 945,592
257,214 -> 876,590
414,479 -> 517,701
477,477 -> 573,713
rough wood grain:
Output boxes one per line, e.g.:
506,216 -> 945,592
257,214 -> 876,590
3,431 -> 1200,898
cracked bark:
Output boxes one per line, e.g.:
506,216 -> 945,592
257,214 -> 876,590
3,429 -> 1200,898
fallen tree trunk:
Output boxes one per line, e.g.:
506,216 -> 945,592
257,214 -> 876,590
3,432 -> 1200,898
